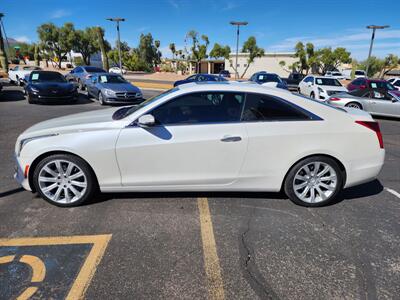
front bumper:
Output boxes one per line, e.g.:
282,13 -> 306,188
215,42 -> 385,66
29,91 -> 78,101
103,96 -> 144,105
14,154 -> 32,191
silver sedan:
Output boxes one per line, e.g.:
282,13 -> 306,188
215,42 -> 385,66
326,90 -> 400,118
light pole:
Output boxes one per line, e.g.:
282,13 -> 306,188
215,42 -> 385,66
230,21 -> 248,79
106,17 -> 125,73
365,25 -> 389,77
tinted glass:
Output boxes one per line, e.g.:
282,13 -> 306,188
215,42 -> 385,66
75,67 -> 83,73
394,81 -> 400,87
355,71 -> 365,75
99,75 -> 126,83
369,81 -> 395,90
84,67 -> 106,73
352,79 -> 361,85
256,74 -> 282,83
151,92 -> 244,125
30,72 -> 66,83
242,93 -> 310,121
315,78 -> 342,86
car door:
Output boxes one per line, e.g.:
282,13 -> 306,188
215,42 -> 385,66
368,90 -> 400,116
299,77 -> 308,94
239,92 -> 319,189
116,91 -> 248,187
87,75 -> 98,96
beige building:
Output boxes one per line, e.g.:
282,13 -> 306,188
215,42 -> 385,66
225,52 -> 298,78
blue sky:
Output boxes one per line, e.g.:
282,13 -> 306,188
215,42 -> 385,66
2,0 -> 400,60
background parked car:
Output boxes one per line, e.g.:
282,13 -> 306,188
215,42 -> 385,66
24,71 -> 78,104
65,66 -> 106,90
8,66 -> 42,86
249,71 -> 288,89
298,75 -> 347,100
326,89 -> 400,118
354,70 -> 367,78
325,71 -> 345,80
173,74 -> 227,87
387,78 -> 400,91
86,73 -> 142,105
282,72 -> 304,91
347,78 -> 397,93
219,70 -> 231,78
109,66 -> 127,75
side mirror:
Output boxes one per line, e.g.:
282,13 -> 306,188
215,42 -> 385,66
137,114 -> 155,127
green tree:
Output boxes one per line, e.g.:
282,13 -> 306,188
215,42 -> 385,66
169,43 -> 176,59
209,43 -> 231,60
357,56 -> 384,77
96,27 -> 109,70
37,22 -> 76,68
240,36 -> 264,78
379,54 -> 400,78
72,27 -> 99,65
187,30 -> 209,73
314,47 -> 351,74
137,33 -> 160,71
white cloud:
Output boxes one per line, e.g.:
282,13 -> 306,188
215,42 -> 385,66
268,29 -> 400,59
137,26 -> 150,32
222,1 -> 240,11
15,36 -> 30,43
168,0 -> 179,9
50,9 -> 71,19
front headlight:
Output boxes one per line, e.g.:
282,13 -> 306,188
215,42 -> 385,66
30,86 -> 40,93
17,134 -> 59,157
104,89 -> 114,96
318,87 -> 325,94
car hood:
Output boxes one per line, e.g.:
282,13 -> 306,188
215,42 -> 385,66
21,107 -> 123,138
100,83 -> 140,92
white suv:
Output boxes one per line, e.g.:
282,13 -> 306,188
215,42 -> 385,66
298,75 -> 348,100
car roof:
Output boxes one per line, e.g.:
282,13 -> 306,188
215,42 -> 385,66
177,81 -> 290,94
31,70 -> 62,75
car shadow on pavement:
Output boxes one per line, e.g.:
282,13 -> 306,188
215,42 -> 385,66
85,180 -> 384,207
0,187 -> 25,198
0,90 -> 26,102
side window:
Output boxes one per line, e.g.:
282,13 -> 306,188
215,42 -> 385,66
394,81 -> 400,87
150,92 -> 245,125
241,93 -> 311,122
14,66 -> 19,71
352,79 -> 360,86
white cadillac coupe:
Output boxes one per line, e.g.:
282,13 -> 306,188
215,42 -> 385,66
15,82 -> 385,207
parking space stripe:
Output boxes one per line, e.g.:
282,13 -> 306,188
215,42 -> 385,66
385,187 -> 400,199
16,287 -> 38,300
197,197 -> 225,300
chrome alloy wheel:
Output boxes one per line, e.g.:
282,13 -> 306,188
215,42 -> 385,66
346,103 -> 361,109
38,159 -> 87,204
293,162 -> 337,204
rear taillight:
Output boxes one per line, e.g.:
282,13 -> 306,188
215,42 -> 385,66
355,121 -> 384,149
329,97 -> 341,101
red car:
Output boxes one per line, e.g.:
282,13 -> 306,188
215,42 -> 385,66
347,78 -> 400,97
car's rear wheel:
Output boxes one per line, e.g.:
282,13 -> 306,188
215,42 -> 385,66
284,156 -> 344,207
33,154 -> 97,207
345,102 -> 362,110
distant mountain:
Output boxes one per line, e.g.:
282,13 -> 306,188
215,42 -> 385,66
6,38 -> 21,45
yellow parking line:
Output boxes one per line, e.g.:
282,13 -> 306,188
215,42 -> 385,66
0,255 -> 15,264
197,197 -> 225,300
16,287 -> 38,300
20,255 -> 46,282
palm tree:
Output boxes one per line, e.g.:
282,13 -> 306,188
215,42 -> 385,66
169,43 -> 176,60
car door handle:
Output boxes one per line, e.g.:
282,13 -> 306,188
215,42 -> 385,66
220,136 -> 242,142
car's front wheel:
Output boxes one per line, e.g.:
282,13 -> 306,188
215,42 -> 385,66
345,102 -> 362,110
98,92 -> 105,105
284,156 -> 344,207
33,154 -> 97,207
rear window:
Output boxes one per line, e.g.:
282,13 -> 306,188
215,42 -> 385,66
242,93 -> 313,121
84,67 -> 106,73
256,74 -> 282,83
355,71 -> 365,75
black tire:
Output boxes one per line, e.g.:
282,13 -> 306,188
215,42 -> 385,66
284,156 -> 344,207
27,94 -> 36,104
98,92 -> 105,105
310,92 -> 315,99
345,102 -> 362,110
33,154 -> 97,207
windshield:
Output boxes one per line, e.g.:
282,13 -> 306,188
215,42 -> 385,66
332,72 -> 342,76
31,72 -> 66,83
85,67 -> 106,73
23,66 -> 41,71
369,81 -> 395,90
315,78 -> 342,86
112,88 -> 179,120
257,74 -> 282,83
99,75 -> 126,83
355,71 -> 365,75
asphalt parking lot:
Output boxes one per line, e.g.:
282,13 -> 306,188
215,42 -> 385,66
1,84 -> 400,299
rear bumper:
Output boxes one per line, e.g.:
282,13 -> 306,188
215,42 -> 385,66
344,150 -> 385,188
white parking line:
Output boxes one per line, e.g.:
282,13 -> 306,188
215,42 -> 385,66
385,187 -> 400,199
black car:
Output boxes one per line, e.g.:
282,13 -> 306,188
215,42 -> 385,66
173,74 -> 227,87
249,71 -> 288,90
25,71 -> 78,104
219,70 -> 231,78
